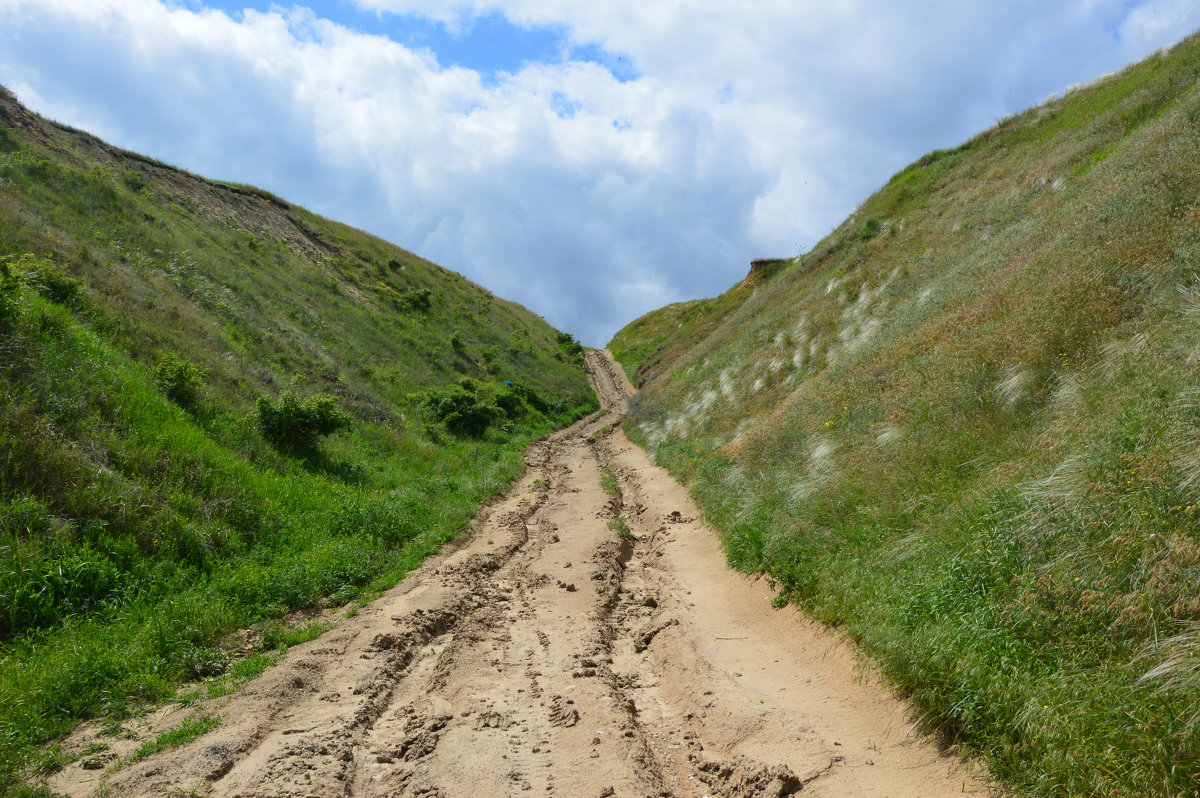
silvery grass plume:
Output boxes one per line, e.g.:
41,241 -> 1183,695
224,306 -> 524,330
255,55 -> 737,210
1049,372 -> 1083,409
1017,456 -> 1087,540
1137,622 -> 1200,725
1170,388 -> 1200,492
1177,280 -> 1200,319
1091,331 -> 1151,382
996,364 -> 1034,408
788,435 -> 837,503
875,423 -> 902,447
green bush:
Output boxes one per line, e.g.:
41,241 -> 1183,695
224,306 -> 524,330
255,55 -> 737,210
0,126 -> 17,154
255,392 -> 350,452
21,258 -> 84,311
395,287 -> 432,312
153,352 -> 206,409
417,383 -> 498,437
0,257 -> 21,332
556,331 -> 583,356
0,254 -> 86,331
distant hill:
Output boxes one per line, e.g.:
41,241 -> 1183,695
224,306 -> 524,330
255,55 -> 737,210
0,87 -> 593,794
612,31 -> 1200,796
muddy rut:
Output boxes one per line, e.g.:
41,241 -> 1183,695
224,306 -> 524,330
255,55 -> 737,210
59,351 -> 992,798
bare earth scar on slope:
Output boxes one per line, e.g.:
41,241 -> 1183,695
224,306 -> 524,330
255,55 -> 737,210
54,350 -> 993,798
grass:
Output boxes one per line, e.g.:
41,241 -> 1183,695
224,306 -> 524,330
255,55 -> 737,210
124,715 -> 220,766
614,31 -> 1200,797
259,621 -> 332,652
599,467 -> 620,496
198,653 -> 277,701
607,516 -> 634,541
609,295 -> 754,386
0,87 -> 596,793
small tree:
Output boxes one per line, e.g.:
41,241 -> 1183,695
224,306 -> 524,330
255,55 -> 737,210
256,392 -> 350,452
23,259 -> 84,310
0,257 -> 20,332
395,288 -> 432,312
154,352 -> 206,409
417,384 -> 497,437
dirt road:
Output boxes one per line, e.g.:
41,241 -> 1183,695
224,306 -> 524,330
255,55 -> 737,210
60,351 -> 991,798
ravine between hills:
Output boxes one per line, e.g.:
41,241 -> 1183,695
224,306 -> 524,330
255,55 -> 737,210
55,350 -> 992,798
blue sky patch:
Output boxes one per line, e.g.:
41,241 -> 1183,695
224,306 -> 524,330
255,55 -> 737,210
550,92 -> 581,118
177,1 -> 638,81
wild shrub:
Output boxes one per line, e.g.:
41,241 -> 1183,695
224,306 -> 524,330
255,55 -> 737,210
18,256 -> 85,310
395,287 -> 432,312
153,352 -> 206,409
417,382 -> 498,437
509,383 -> 552,414
556,331 -> 583,356
256,392 -> 350,452
0,257 -> 21,331
494,387 -> 523,417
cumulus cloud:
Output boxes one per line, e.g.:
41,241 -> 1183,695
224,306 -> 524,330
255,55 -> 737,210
0,0 -> 1198,343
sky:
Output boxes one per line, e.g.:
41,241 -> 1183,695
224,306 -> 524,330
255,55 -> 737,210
1,2 -> 1200,345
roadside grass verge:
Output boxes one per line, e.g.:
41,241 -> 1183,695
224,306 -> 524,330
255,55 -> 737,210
607,516 -> 634,541
124,715 -> 221,767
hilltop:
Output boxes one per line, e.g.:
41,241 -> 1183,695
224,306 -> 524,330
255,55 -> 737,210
0,87 -> 593,794
613,31 -> 1200,796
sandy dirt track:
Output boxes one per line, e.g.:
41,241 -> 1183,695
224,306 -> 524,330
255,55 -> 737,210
58,351 -> 993,798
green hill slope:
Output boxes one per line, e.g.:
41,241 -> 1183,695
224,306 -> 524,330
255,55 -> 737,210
0,88 -> 593,793
613,33 -> 1200,796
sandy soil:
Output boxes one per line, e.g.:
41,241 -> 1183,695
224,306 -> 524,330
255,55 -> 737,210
54,350 -> 994,798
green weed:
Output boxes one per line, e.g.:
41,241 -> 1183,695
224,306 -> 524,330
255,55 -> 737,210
608,516 -> 634,541
153,352 -> 206,409
125,714 -> 220,766
259,622 -> 332,652
599,467 -> 620,496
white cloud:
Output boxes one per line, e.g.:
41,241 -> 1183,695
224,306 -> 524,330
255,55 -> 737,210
1118,0 -> 1200,45
0,0 -> 1198,344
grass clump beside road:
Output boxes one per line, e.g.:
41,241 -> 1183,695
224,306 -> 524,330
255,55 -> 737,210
608,516 -> 634,541
599,467 -> 620,496
0,88 -> 595,794
615,31 -> 1200,797
124,715 -> 221,767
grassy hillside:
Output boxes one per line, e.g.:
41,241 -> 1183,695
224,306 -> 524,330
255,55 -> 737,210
0,88 -> 594,794
614,33 -> 1200,796
608,260 -> 791,387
